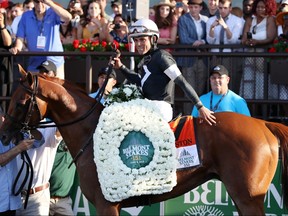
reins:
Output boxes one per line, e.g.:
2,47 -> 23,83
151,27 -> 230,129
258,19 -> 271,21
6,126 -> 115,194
12,49 -> 120,174
12,151 -> 34,209
11,76 -> 40,210
67,61 -> 118,168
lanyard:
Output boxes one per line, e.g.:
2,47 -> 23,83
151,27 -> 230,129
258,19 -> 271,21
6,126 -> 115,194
34,10 -> 45,35
210,90 -> 229,112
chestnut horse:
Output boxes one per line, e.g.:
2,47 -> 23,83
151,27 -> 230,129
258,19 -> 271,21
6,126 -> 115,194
1,66 -> 288,215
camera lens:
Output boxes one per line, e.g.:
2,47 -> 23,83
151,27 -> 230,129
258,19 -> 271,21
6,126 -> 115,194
114,23 -> 121,30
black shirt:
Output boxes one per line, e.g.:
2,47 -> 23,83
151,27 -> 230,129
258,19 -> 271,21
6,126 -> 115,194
120,48 -> 180,104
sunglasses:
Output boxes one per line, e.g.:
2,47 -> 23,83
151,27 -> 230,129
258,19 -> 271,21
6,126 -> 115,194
33,0 -> 41,3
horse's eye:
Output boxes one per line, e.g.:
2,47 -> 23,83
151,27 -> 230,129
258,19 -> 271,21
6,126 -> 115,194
16,102 -> 26,109
17,99 -> 27,105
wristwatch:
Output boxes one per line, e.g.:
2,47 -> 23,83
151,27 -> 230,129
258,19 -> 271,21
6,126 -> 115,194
0,26 -> 6,30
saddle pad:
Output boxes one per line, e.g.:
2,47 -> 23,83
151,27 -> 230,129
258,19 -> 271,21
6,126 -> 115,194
169,115 -> 200,169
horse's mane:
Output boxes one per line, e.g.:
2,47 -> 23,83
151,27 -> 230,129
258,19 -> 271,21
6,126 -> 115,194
37,74 -> 89,97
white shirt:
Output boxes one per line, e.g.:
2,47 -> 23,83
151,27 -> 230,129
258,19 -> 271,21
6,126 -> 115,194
16,127 -> 61,189
206,13 -> 244,52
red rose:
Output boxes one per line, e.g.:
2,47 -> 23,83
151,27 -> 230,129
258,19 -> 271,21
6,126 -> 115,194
92,40 -> 100,46
101,41 -> 107,48
80,47 -> 87,52
113,40 -> 120,49
73,40 -> 80,49
125,43 -> 130,51
82,39 -> 88,44
268,47 -> 277,53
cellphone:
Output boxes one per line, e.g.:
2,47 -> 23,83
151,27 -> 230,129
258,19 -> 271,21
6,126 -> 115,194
114,23 -> 121,30
247,32 -> 252,40
216,13 -> 221,19
176,2 -> 183,8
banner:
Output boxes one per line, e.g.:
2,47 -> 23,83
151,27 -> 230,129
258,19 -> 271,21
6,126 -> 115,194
70,174 -> 160,216
71,160 -> 288,215
164,160 -> 288,215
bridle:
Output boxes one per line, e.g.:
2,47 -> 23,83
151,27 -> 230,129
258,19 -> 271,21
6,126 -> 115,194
4,75 -> 43,139
20,75 -> 43,137
6,73 -> 105,167
7,74 -> 101,132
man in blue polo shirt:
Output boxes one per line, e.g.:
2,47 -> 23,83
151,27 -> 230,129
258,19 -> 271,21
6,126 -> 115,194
192,65 -> 251,117
0,107 -> 44,216
9,0 -> 72,79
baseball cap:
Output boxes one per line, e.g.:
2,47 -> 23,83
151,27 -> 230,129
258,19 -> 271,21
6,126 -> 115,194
98,67 -> 117,80
210,65 -> 229,76
37,60 -> 57,73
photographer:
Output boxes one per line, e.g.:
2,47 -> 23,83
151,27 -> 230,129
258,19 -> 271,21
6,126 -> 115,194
104,14 -> 128,44
67,0 -> 83,28
76,0 -> 108,41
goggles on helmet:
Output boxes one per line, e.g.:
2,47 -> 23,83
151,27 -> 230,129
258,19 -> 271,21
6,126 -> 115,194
129,25 -> 158,35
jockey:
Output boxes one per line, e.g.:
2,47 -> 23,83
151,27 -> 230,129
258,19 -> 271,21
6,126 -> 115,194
112,18 -> 215,124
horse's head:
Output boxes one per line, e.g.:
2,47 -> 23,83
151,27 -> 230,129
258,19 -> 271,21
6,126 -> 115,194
0,65 -> 47,145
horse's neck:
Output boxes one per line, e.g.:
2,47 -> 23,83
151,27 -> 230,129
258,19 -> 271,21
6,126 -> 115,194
40,79 -> 102,156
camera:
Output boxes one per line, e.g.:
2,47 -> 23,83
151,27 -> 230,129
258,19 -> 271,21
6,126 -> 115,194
247,32 -> 252,40
114,23 -> 121,30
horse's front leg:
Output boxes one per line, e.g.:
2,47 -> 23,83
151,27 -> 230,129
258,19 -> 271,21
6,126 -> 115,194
96,204 -> 121,216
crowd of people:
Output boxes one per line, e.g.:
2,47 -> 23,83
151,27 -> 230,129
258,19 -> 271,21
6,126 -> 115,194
0,0 -> 285,113
0,0 -> 287,215
0,0 -> 286,98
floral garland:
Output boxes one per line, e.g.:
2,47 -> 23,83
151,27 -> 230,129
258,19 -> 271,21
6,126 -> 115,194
93,99 -> 177,202
104,84 -> 143,106
63,39 -> 130,52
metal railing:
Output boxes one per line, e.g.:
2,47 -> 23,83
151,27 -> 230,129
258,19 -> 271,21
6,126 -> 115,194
1,43 -> 287,121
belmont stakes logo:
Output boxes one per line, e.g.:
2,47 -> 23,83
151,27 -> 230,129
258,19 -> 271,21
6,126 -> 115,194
184,206 -> 224,216
178,148 -> 197,167
120,131 -> 155,169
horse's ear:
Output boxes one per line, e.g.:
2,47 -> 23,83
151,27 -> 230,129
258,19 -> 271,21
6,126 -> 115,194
26,72 -> 33,86
18,64 -> 34,85
18,64 -> 27,78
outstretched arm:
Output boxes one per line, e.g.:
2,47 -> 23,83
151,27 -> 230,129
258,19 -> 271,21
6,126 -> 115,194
174,74 -> 216,125
43,0 -> 72,22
